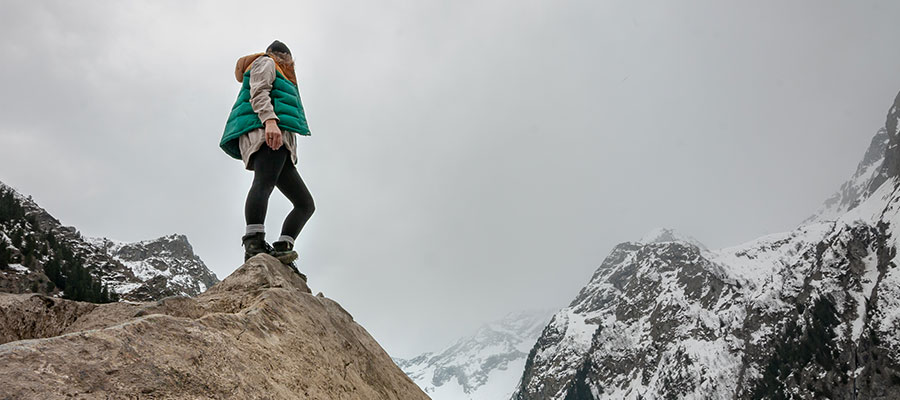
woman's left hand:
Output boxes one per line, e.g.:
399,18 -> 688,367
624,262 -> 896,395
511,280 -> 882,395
265,119 -> 283,150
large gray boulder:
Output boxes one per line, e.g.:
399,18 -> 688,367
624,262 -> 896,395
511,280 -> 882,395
0,254 -> 429,400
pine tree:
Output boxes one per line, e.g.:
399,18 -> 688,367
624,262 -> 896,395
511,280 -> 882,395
0,238 -> 8,269
100,285 -> 110,303
10,228 -> 22,248
43,257 -> 61,287
0,190 -> 11,222
91,279 -> 102,303
75,263 -> 89,301
55,261 -> 67,291
0,189 -> 25,223
62,263 -> 85,301
21,236 -> 34,266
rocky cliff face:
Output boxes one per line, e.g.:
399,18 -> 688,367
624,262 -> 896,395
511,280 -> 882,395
0,181 -> 218,301
512,91 -> 900,399
90,234 -> 219,299
0,254 -> 429,400
395,310 -> 552,400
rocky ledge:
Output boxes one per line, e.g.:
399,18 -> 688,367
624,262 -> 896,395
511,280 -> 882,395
0,254 -> 429,400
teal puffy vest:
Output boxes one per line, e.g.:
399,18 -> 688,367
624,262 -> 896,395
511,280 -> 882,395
220,64 -> 310,160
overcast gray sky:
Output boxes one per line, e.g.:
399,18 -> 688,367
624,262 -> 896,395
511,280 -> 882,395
2,0 -> 900,358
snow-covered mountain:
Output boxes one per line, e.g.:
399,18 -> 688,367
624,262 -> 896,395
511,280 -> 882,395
88,234 -> 218,299
0,181 -> 218,301
512,90 -> 900,399
395,310 -> 554,400
805,126 -> 891,224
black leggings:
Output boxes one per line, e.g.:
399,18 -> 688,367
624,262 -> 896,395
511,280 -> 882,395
244,145 -> 315,240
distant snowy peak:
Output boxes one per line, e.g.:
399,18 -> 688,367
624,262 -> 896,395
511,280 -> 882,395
807,90 -> 900,224
395,309 -> 554,400
639,227 -> 707,251
485,310 -> 553,340
89,233 -> 194,258
806,128 -> 889,223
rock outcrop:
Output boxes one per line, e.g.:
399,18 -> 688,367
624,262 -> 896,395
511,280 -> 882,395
0,254 -> 429,400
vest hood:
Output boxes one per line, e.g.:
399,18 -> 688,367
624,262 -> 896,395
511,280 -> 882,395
235,53 -> 265,83
234,53 -> 297,85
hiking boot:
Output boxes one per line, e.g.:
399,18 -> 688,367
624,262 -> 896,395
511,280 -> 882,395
271,240 -> 299,264
242,232 -> 271,261
272,241 -> 306,281
285,261 -> 308,282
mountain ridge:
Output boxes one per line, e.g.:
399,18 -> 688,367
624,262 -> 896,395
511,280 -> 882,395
512,90 -> 900,399
396,309 -> 553,400
0,180 -> 218,302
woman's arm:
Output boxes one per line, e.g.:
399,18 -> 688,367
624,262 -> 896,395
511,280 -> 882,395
249,57 -> 283,150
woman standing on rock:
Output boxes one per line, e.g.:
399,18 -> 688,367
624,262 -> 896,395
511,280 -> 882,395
219,40 -> 315,276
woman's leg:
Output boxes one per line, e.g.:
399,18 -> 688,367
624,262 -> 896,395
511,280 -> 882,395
244,146 -> 290,227
275,163 -> 315,243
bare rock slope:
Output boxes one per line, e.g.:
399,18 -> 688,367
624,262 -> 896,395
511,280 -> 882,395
0,254 -> 429,400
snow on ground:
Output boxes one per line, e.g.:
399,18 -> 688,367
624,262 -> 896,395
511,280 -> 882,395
422,376 -> 467,400
708,221 -> 834,289
110,281 -> 142,295
848,251 -> 881,342
598,337 -> 741,400
469,357 -> 528,400
874,257 -> 900,355
7,263 -> 28,273
84,236 -> 122,251
120,259 -> 169,281
415,357 -> 530,400
399,310 -> 552,400
531,306 -> 602,391
640,227 -> 708,250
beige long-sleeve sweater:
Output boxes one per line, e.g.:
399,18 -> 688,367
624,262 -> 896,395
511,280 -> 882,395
238,56 -> 298,170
